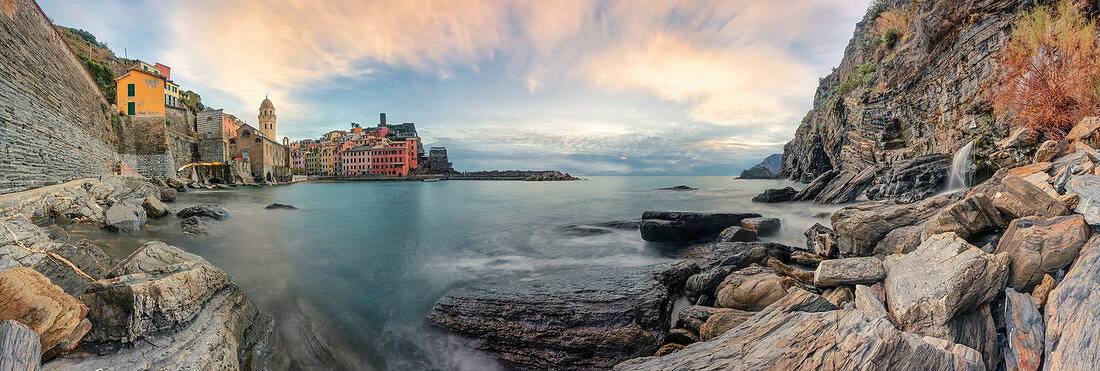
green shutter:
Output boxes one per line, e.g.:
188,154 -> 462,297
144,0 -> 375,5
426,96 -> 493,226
127,102 -> 135,115
127,84 -> 135,97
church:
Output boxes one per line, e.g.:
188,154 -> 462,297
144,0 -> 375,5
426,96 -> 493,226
226,97 -> 291,183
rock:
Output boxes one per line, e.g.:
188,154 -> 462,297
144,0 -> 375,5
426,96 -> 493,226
180,216 -> 214,235
831,194 -> 956,257
822,286 -> 854,306
685,266 -> 738,299
614,289 -> 983,371
141,196 -> 168,217
0,217 -> 96,296
1030,274 -> 1056,307
865,154 -> 950,203
639,211 -> 760,242
853,284 -> 888,317
0,268 -> 84,352
716,226 -> 756,242
1000,126 -> 1040,148
1065,116 -> 1100,142
264,203 -> 298,209
0,320 -> 41,371
103,202 -> 147,233
790,250 -> 824,267
873,224 -> 923,255
1044,236 -> 1100,369
751,187 -> 796,203
674,305 -> 723,334
766,257 -> 813,285
1049,151 -> 1095,176
1034,140 -> 1062,163
812,166 -> 877,204
991,174 -> 1070,219
804,223 -> 836,257
666,328 -> 697,345
1063,174 -> 1100,225
791,170 -> 839,201
40,240 -> 117,280
683,241 -> 792,270
159,187 -> 177,202
426,262 -> 697,369
995,215 -> 1090,291
177,204 -> 230,220
165,177 -> 187,190
714,265 -> 787,311
1057,193 -> 1080,210
656,185 -> 696,191
921,194 -> 1007,240
1003,288 -> 1043,371
814,257 -> 886,287
524,171 -> 580,181
653,343 -> 684,357
697,308 -> 755,341
883,233 -> 1008,340
739,217 -> 780,236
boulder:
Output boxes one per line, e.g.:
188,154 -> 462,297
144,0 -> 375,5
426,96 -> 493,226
103,202 -> 147,233
766,257 -> 813,285
685,266 -> 737,299
697,308 -> 754,341
813,167 -> 877,204
653,343 -> 684,357
714,265 -> 787,311
1003,288 -> 1043,371
740,217 -> 780,236
1048,152 -> 1095,176
804,223 -> 836,258
674,305 -> 723,334
666,328 -> 697,345
716,226 -> 756,242
176,204 -> 230,220
791,170 -> 839,201
822,286 -> 854,307
426,262 -> 697,369
739,166 -> 778,180
865,154 -> 950,203
141,196 -> 168,217
614,289 -> 983,371
264,203 -> 298,209
0,268 -> 84,352
814,257 -> 886,287
159,187 -> 177,202
995,215 -> 1090,291
1044,236 -> 1100,369
640,211 -> 760,242
831,194 -> 956,257
883,234 -> 1009,339
853,284 -> 889,317
0,216 -> 96,296
40,240 -> 117,280
674,241 -> 791,270
180,216 -> 214,235
1000,126 -> 1040,148
921,194 -> 1007,240
751,187 -> 796,203
1031,274 -> 1056,307
873,224 -> 923,255
790,250 -> 823,267
1034,140 -> 1063,163
0,320 -> 41,370
991,174 -> 1070,219
1065,116 -> 1100,142
1063,174 -> 1100,225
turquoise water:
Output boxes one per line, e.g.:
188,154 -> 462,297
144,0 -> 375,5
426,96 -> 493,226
67,176 -> 839,370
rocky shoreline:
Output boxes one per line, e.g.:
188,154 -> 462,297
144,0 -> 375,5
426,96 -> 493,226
0,176 -> 285,369
425,121 -> 1100,370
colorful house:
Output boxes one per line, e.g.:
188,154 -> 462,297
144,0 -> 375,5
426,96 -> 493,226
115,67 -> 166,116
370,138 -> 420,177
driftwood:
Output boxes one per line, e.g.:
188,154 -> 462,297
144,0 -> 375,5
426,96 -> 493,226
0,320 -> 41,371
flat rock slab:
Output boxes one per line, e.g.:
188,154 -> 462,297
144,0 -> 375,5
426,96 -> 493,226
995,215 -> 1090,291
814,257 -> 886,287
1064,174 -> 1100,225
427,262 -> 697,369
640,211 -> 760,242
831,195 -> 956,257
615,289 -> 983,370
0,320 -> 40,371
1004,288 -> 1043,371
1044,236 -> 1100,370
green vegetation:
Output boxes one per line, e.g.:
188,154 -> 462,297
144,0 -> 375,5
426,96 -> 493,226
61,27 -> 106,48
78,54 -> 115,98
833,62 -> 878,98
180,90 -> 204,112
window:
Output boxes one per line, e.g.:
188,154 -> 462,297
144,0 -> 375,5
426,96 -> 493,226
127,84 -> 135,97
127,102 -> 135,115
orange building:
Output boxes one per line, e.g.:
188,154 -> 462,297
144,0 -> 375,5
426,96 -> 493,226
370,138 -> 420,177
115,67 -> 166,116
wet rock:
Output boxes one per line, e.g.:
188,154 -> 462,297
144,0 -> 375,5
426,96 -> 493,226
698,308 -> 754,341
40,240 -> 117,280
814,257 -> 886,287
666,328 -> 697,345
740,217 -> 780,236
921,194 -> 1007,240
653,343 -> 684,357
991,174 -> 1069,219
1063,174 -> 1100,225
873,224 -> 923,255
995,215 -> 1090,291
865,154 -> 950,203
883,234 -> 1008,341
0,320 -> 41,370
685,266 -> 737,299
804,223 -> 837,258
158,187 -> 177,202
715,265 -> 787,311
656,185 -> 696,191
1030,274 -> 1056,307
675,305 -> 723,334
681,241 -> 792,270
822,286 -> 854,307
0,217 -> 95,296
791,170 -> 839,201
1003,288 -> 1043,371
716,226 -> 756,242
103,202 -> 147,233
614,289 -> 983,371
0,267 -> 84,352
426,262 -> 697,369
751,187 -> 796,203
180,216 -> 213,235
142,196 -> 168,217
264,203 -> 298,209
790,250 -> 823,267
640,211 -> 760,242
524,171 -> 580,181
1044,236 -> 1100,369
831,194 -> 956,257
812,167 -> 877,204
177,204 -> 230,220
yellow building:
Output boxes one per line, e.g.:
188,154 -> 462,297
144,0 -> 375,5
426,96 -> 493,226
115,68 -> 166,116
165,80 -> 181,108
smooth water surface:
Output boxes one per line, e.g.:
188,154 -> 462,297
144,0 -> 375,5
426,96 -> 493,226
67,176 -> 839,370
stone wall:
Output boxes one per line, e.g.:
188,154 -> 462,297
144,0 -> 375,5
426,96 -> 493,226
0,0 -> 122,194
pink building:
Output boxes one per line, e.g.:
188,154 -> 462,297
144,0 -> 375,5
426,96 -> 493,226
370,138 -> 420,177
341,146 -> 372,175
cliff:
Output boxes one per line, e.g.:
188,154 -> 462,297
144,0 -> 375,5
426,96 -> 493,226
779,0 -> 1028,199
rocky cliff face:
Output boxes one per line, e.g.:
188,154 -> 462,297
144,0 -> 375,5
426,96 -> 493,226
780,0 -> 1025,188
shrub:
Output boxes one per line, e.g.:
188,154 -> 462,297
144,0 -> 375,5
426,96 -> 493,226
833,62 -> 879,98
993,0 -> 1100,139
873,7 -> 910,48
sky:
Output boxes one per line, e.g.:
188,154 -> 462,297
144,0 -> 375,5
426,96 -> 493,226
39,0 -> 867,175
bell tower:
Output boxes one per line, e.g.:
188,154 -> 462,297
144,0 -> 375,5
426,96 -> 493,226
258,95 -> 277,138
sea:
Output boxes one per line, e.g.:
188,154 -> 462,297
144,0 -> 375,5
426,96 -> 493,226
65,176 -> 841,370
